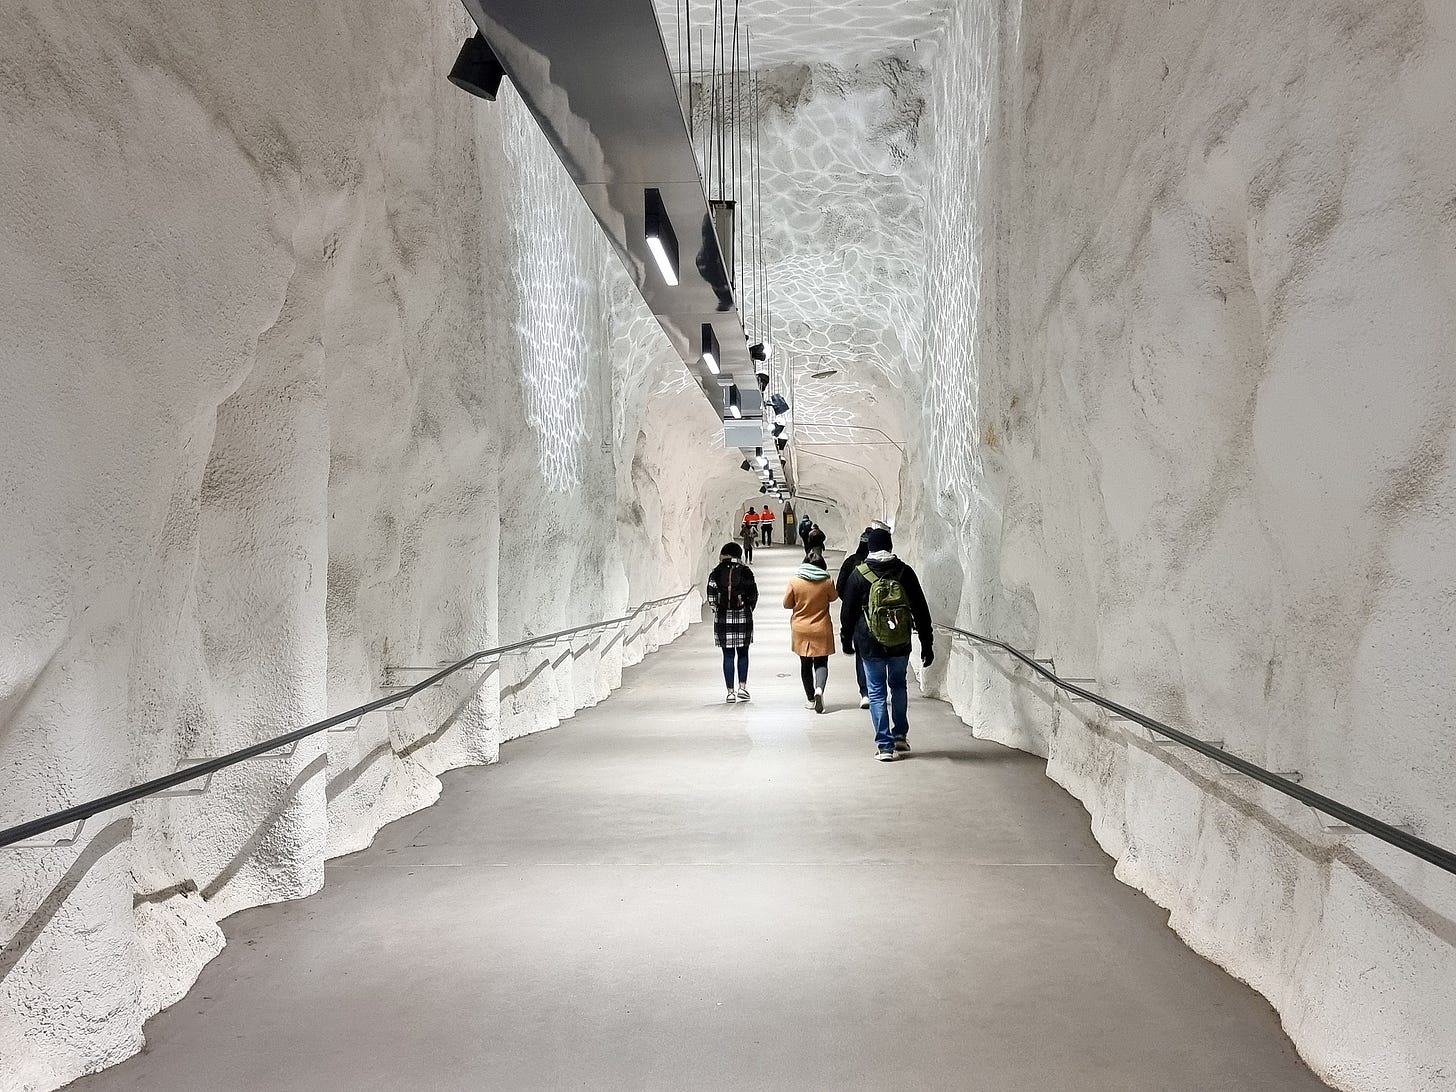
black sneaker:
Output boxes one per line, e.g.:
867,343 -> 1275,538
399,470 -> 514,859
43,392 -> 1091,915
893,738 -> 911,752
876,749 -> 897,762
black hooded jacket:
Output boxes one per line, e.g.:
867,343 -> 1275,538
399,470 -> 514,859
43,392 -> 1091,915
836,538 -> 869,594
838,556 -> 933,659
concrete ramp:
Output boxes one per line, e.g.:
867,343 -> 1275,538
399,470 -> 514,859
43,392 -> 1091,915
71,545 -> 1328,1091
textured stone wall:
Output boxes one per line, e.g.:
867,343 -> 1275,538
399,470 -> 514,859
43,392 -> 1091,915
907,0 -> 1456,1087
0,1 -> 737,1088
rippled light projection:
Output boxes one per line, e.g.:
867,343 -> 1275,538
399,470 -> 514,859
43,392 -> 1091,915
656,0 -> 945,67
919,0 -> 998,523
503,99 -> 595,491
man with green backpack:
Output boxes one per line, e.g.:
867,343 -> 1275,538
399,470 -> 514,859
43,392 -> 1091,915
838,526 -> 934,760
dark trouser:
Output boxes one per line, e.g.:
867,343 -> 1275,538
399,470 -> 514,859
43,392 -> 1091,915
855,652 -> 867,697
799,655 -> 828,699
743,541 -> 753,562
761,524 -> 771,545
722,646 -> 749,689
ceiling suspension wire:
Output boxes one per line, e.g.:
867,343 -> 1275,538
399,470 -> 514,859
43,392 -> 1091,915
754,67 -> 767,349
717,0 -> 727,200
732,0 -> 741,290
746,32 -> 756,343
707,0 -> 716,199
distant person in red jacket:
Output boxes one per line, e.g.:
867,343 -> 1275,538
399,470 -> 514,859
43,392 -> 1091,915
758,505 -> 774,545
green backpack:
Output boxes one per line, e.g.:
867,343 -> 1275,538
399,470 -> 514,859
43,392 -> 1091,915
857,563 -> 913,647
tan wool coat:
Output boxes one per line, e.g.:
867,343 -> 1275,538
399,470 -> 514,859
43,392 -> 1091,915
783,575 -> 838,658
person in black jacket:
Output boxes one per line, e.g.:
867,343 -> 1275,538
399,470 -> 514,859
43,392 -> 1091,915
836,527 -> 873,709
707,543 -> 759,703
838,526 -> 933,760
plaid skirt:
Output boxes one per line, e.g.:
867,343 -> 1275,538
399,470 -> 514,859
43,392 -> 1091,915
714,608 -> 753,648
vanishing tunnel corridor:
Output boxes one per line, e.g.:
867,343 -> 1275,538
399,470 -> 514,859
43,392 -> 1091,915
3,0 -> 1455,1089
65,549 -> 1329,1092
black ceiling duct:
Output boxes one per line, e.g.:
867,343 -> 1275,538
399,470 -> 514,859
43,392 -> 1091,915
768,393 -> 789,416
776,437 -> 788,452
449,33 -> 506,101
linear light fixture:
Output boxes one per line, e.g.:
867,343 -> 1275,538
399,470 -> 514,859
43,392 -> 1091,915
702,323 -> 720,375
644,188 -> 679,286
727,384 -> 742,419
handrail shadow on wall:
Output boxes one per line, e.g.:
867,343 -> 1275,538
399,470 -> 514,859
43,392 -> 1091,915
933,620 -> 1456,877
0,590 -> 695,852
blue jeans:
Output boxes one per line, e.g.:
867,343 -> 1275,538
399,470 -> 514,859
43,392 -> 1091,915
862,654 -> 909,751
722,646 -> 749,689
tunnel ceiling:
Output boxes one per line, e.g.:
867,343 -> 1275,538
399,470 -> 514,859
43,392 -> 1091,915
703,56 -> 929,521
653,0 -> 948,67
649,2 -> 943,521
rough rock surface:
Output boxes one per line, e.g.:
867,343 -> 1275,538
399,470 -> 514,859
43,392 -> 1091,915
6,0 -> 1456,1088
0,1 -> 739,1088
902,0 -> 1456,1088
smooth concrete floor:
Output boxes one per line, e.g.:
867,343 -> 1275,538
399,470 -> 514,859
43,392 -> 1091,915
72,547 -> 1329,1091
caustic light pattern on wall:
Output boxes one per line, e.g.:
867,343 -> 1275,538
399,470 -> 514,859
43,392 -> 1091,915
918,0 -> 1003,520
654,0 -> 948,67
503,98 -> 597,492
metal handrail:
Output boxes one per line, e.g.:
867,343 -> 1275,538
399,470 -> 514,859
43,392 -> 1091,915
0,590 -> 695,850
934,621 -> 1456,877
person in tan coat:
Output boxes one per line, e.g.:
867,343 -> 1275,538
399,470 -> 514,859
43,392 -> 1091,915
783,548 -> 838,712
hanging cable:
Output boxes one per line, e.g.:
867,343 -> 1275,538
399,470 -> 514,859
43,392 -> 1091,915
732,0 -> 741,291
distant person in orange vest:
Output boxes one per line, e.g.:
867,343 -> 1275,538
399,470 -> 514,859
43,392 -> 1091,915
758,505 -> 774,545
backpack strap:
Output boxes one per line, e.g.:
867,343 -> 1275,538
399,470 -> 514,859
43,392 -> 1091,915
857,562 -> 879,586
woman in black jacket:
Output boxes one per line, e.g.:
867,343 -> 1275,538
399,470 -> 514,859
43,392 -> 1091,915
707,543 -> 759,703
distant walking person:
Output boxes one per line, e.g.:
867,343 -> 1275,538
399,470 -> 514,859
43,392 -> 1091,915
838,527 -> 933,760
759,505 -> 774,545
708,543 -> 758,703
739,519 -> 757,563
797,512 -> 813,547
783,548 -> 838,712
803,523 -> 826,560
836,526 -> 873,709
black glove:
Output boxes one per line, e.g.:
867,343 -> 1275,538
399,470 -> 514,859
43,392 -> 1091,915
842,641 -> 854,657
921,645 -> 935,668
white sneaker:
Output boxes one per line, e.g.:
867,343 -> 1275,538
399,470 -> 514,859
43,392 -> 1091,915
813,689 -> 824,714
876,749 -> 897,762
726,690 -> 737,704
737,687 -> 751,701
859,696 -> 870,709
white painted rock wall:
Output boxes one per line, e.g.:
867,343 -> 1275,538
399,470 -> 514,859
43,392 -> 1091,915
905,0 -> 1456,1088
0,1 -> 739,1088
